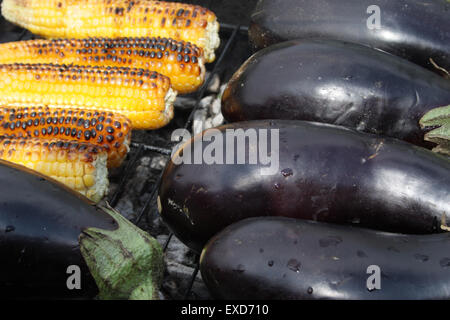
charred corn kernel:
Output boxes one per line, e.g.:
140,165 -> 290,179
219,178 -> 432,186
1,0 -> 220,63
0,64 -> 176,130
0,137 -> 108,202
0,37 -> 206,94
0,106 -> 132,167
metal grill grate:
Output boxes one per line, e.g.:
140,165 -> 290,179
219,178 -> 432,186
0,1 -> 252,300
129,24 -> 242,300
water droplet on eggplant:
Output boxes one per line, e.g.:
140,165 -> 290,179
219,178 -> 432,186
281,168 -> 293,177
287,259 -> 301,273
440,258 -> 450,268
357,250 -> 368,258
319,236 -> 342,247
414,254 -> 429,262
233,264 -> 246,273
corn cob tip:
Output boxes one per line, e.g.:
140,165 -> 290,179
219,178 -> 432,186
0,136 -> 109,203
204,18 -> 220,63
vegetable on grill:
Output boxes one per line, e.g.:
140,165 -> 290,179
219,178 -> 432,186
0,136 -> 108,203
248,0 -> 450,76
0,160 -> 165,299
1,0 -> 221,63
158,120 -> 450,253
201,216 -> 450,300
0,106 -> 132,168
0,37 -> 206,94
0,63 -> 176,130
221,39 -> 450,153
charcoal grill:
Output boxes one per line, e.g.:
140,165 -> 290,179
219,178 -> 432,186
0,0 -> 258,300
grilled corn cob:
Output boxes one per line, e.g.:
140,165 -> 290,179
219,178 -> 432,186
0,106 -> 131,168
0,63 -> 176,130
0,37 -> 206,94
1,0 -> 220,63
0,136 -> 108,202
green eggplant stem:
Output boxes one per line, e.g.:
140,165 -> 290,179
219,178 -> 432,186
79,204 -> 165,300
420,105 -> 450,156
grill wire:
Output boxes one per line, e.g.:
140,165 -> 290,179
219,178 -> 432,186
4,3 -> 251,300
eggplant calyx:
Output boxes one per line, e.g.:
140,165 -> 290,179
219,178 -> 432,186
420,105 -> 450,156
79,204 -> 165,300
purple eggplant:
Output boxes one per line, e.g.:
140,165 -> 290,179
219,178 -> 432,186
0,160 -> 164,300
158,120 -> 450,253
221,39 -> 450,149
249,0 -> 450,75
200,216 -> 450,300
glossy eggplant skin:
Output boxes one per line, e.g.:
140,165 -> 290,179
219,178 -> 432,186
249,0 -> 450,74
158,120 -> 450,253
200,216 -> 450,300
0,160 -> 117,299
222,39 -> 450,149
